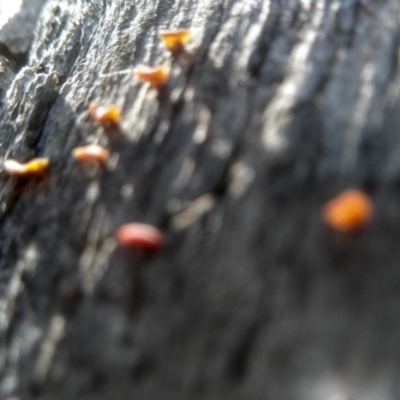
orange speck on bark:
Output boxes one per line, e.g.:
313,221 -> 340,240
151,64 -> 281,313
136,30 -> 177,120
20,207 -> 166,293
134,65 -> 170,87
159,29 -> 192,51
72,144 -> 110,164
4,158 -> 50,177
322,189 -> 373,233
89,102 -> 121,125
116,223 -> 165,251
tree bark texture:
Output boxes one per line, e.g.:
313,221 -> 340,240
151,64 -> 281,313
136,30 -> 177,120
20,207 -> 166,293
0,0 -> 399,399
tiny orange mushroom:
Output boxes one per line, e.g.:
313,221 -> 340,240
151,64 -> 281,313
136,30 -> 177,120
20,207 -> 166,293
116,223 -> 165,251
89,102 -> 122,125
72,144 -> 110,164
134,65 -> 170,87
322,189 -> 373,233
159,29 -> 192,51
4,158 -> 50,177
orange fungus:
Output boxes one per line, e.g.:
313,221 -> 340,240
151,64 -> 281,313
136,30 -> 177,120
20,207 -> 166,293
4,158 -> 50,177
134,65 -> 170,87
322,189 -> 373,233
116,223 -> 164,251
72,144 -> 110,163
89,102 -> 121,125
159,29 -> 192,51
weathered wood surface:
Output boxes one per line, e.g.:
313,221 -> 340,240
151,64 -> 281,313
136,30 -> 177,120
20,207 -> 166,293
0,0 -> 399,399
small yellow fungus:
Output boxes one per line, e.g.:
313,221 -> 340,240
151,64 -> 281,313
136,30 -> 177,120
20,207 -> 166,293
72,144 -> 110,164
4,158 -> 50,176
159,29 -> 192,51
134,65 -> 170,87
89,103 -> 121,125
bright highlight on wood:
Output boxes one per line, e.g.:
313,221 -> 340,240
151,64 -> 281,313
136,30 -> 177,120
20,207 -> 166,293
89,102 -> 122,125
4,158 -> 50,177
72,144 -> 110,164
134,65 -> 170,87
322,189 -> 373,233
116,223 -> 165,251
159,29 -> 192,51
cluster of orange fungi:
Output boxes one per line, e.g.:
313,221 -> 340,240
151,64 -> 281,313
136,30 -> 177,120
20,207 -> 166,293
2,29 -> 372,253
2,28 -> 193,251
133,29 -> 192,87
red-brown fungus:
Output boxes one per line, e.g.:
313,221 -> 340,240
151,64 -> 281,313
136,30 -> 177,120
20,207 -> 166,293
322,189 -> 373,233
159,29 -> 192,51
72,144 -> 110,164
4,158 -> 50,177
134,65 -> 170,87
89,102 -> 121,125
116,223 -> 165,251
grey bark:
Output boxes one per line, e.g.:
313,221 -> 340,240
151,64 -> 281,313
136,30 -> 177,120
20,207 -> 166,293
0,0 -> 398,399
